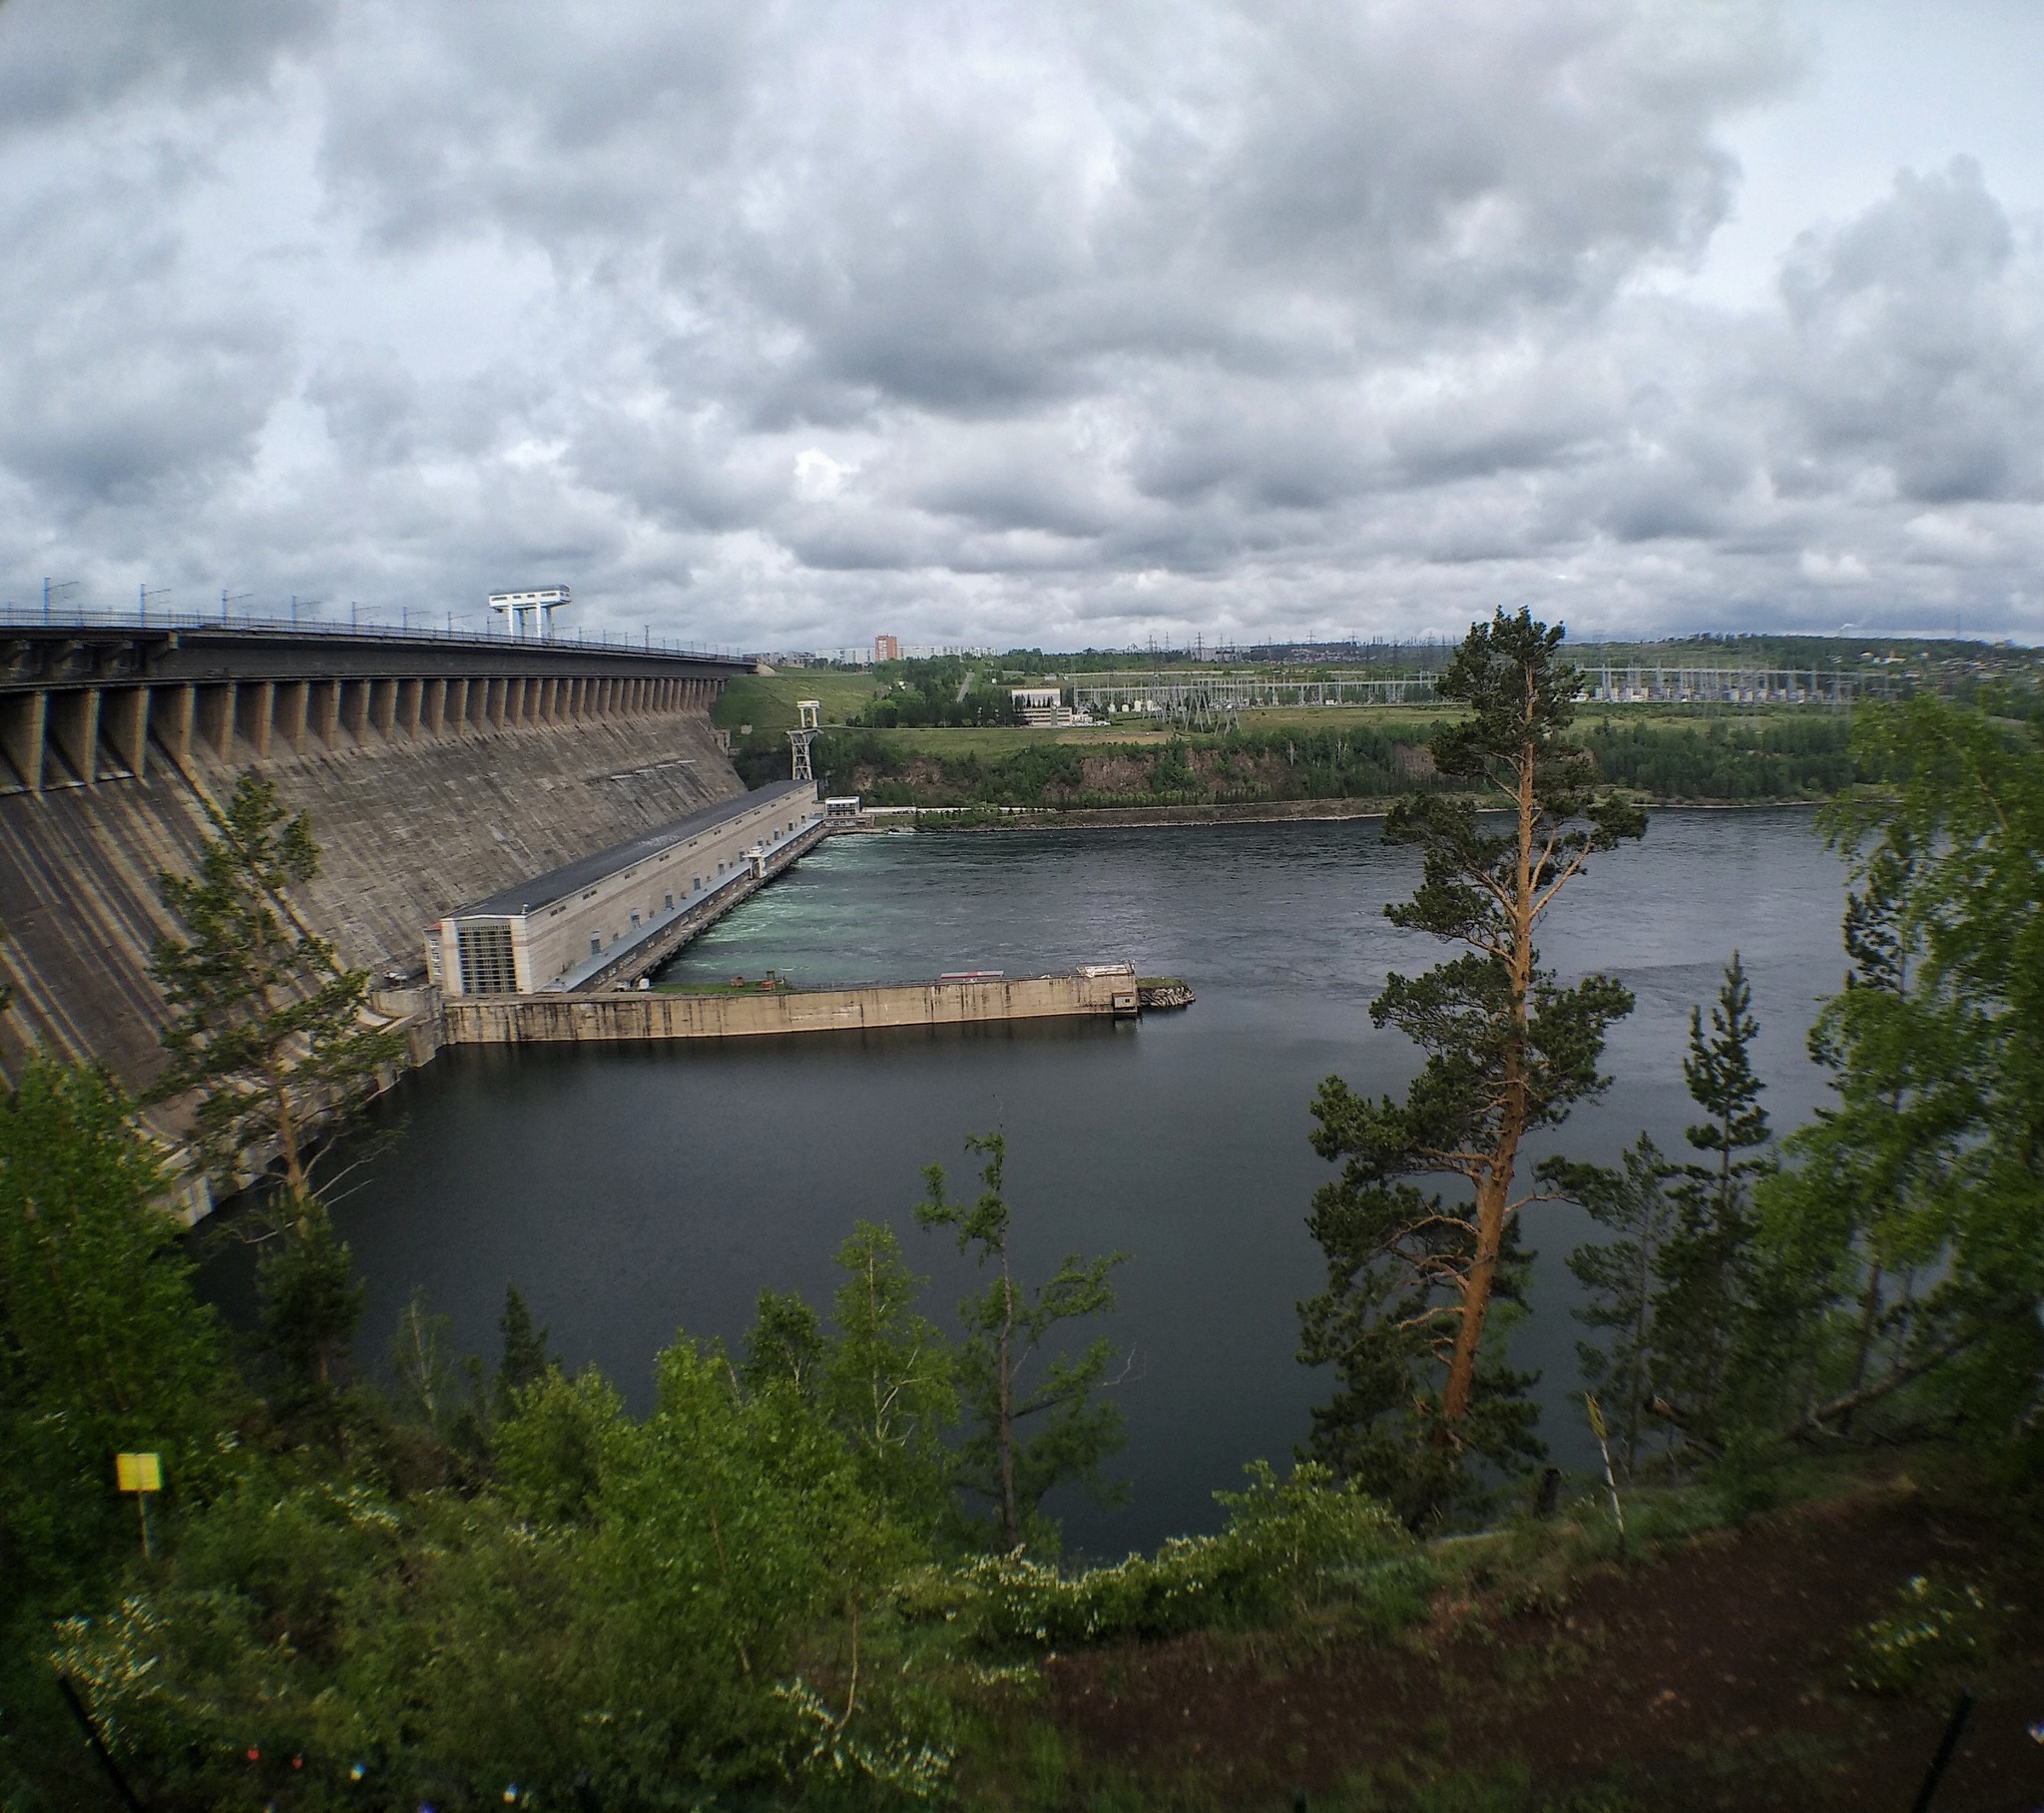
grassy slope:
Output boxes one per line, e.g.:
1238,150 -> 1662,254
713,670 -> 883,731
958,1450 -> 2044,1812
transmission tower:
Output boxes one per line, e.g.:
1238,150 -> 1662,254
788,699 -> 820,784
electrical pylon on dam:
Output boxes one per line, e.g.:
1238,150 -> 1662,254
788,698 -> 820,782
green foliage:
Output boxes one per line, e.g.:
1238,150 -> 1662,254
1558,1134 -> 1675,1479
918,1133 -> 1130,1552
1648,955 -> 1772,1453
494,1280 -> 553,1417
387,1288 -> 488,1463
821,1221 -> 958,1533
148,771 -> 407,1204
1300,611 -> 1643,1525
808,710 -> 1852,811
1756,697 -> 2044,1448
737,1225 -> 958,1536
953,1463 -> 1423,1649
492,1366 -> 626,1526
858,656 -> 1019,728
743,1285 -> 831,1397
1843,1573 -> 1989,1693
50,1336 -> 950,1808
1582,713 -> 1853,800
1298,1188 -> 1544,1527
253,1194 -> 366,1414
813,720 -> 1448,807
0,1060 -> 233,1615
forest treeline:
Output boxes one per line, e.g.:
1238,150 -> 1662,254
743,714 -> 1860,807
4,623 -> 2039,1808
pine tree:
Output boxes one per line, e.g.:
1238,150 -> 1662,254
916,1133 -> 1130,1551
256,1202 -> 366,1399
1648,954 -> 1770,1450
149,774 -> 405,1420
1298,608 -> 1644,1522
1558,1133 -> 1675,1479
496,1281 -> 556,1416
149,772 -> 407,1216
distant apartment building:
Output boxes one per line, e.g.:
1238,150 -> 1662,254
873,634 -> 900,663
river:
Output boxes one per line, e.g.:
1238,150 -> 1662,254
330,809 -> 1847,1556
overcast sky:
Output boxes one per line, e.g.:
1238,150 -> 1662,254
4,0 -> 2041,652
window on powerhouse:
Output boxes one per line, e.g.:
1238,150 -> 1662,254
457,921 -> 518,996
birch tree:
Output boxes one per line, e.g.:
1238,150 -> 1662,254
1756,696 -> 2044,1445
917,1133 -> 1130,1552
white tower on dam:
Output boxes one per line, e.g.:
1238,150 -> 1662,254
488,585 -> 572,638
787,698 -> 820,783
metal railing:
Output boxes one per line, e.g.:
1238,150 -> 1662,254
0,600 -> 753,664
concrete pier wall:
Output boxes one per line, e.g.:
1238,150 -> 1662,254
443,971 -> 1137,1045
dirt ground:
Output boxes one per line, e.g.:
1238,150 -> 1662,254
1033,1479 -> 2044,1810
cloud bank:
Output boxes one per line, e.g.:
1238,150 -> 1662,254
3,0 -> 2040,648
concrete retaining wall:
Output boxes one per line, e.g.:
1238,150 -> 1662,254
443,971 -> 1136,1045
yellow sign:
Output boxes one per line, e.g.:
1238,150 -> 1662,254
115,1452 -> 162,1494
1584,1394 -> 1609,1443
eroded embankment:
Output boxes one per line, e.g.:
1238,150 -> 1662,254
0,712 -> 743,1091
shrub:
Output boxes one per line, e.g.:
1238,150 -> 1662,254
1844,1574 -> 1989,1693
954,1462 -> 1426,1647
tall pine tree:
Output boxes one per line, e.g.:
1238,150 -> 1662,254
1298,608 -> 1644,1523
1559,1133 -> 1675,1480
1647,953 -> 1770,1452
150,772 -> 407,1215
149,774 -> 403,1408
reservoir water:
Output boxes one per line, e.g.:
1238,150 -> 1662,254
336,810 -> 1846,1555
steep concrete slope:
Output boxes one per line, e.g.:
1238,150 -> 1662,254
0,711 -> 744,1090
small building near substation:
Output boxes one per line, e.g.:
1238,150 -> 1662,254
426,780 -> 823,996
1011,686 -> 1071,726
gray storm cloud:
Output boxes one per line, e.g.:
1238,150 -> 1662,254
2,0 -> 2040,647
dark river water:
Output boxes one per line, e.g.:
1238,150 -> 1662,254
326,810 -> 1846,1556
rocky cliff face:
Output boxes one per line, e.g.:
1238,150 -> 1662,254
0,710 -> 745,1092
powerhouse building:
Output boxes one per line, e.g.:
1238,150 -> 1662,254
427,780 -> 823,996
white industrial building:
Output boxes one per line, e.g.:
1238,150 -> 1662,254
1011,686 -> 1072,726
426,780 -> 823,995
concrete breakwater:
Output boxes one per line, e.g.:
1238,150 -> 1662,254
440,968 -> 1148,1045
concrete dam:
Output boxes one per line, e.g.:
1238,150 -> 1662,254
0,619 -> 757,1096
0,618 -> 1186,1220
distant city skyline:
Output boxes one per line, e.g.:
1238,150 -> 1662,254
2,1 -> 2040,650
